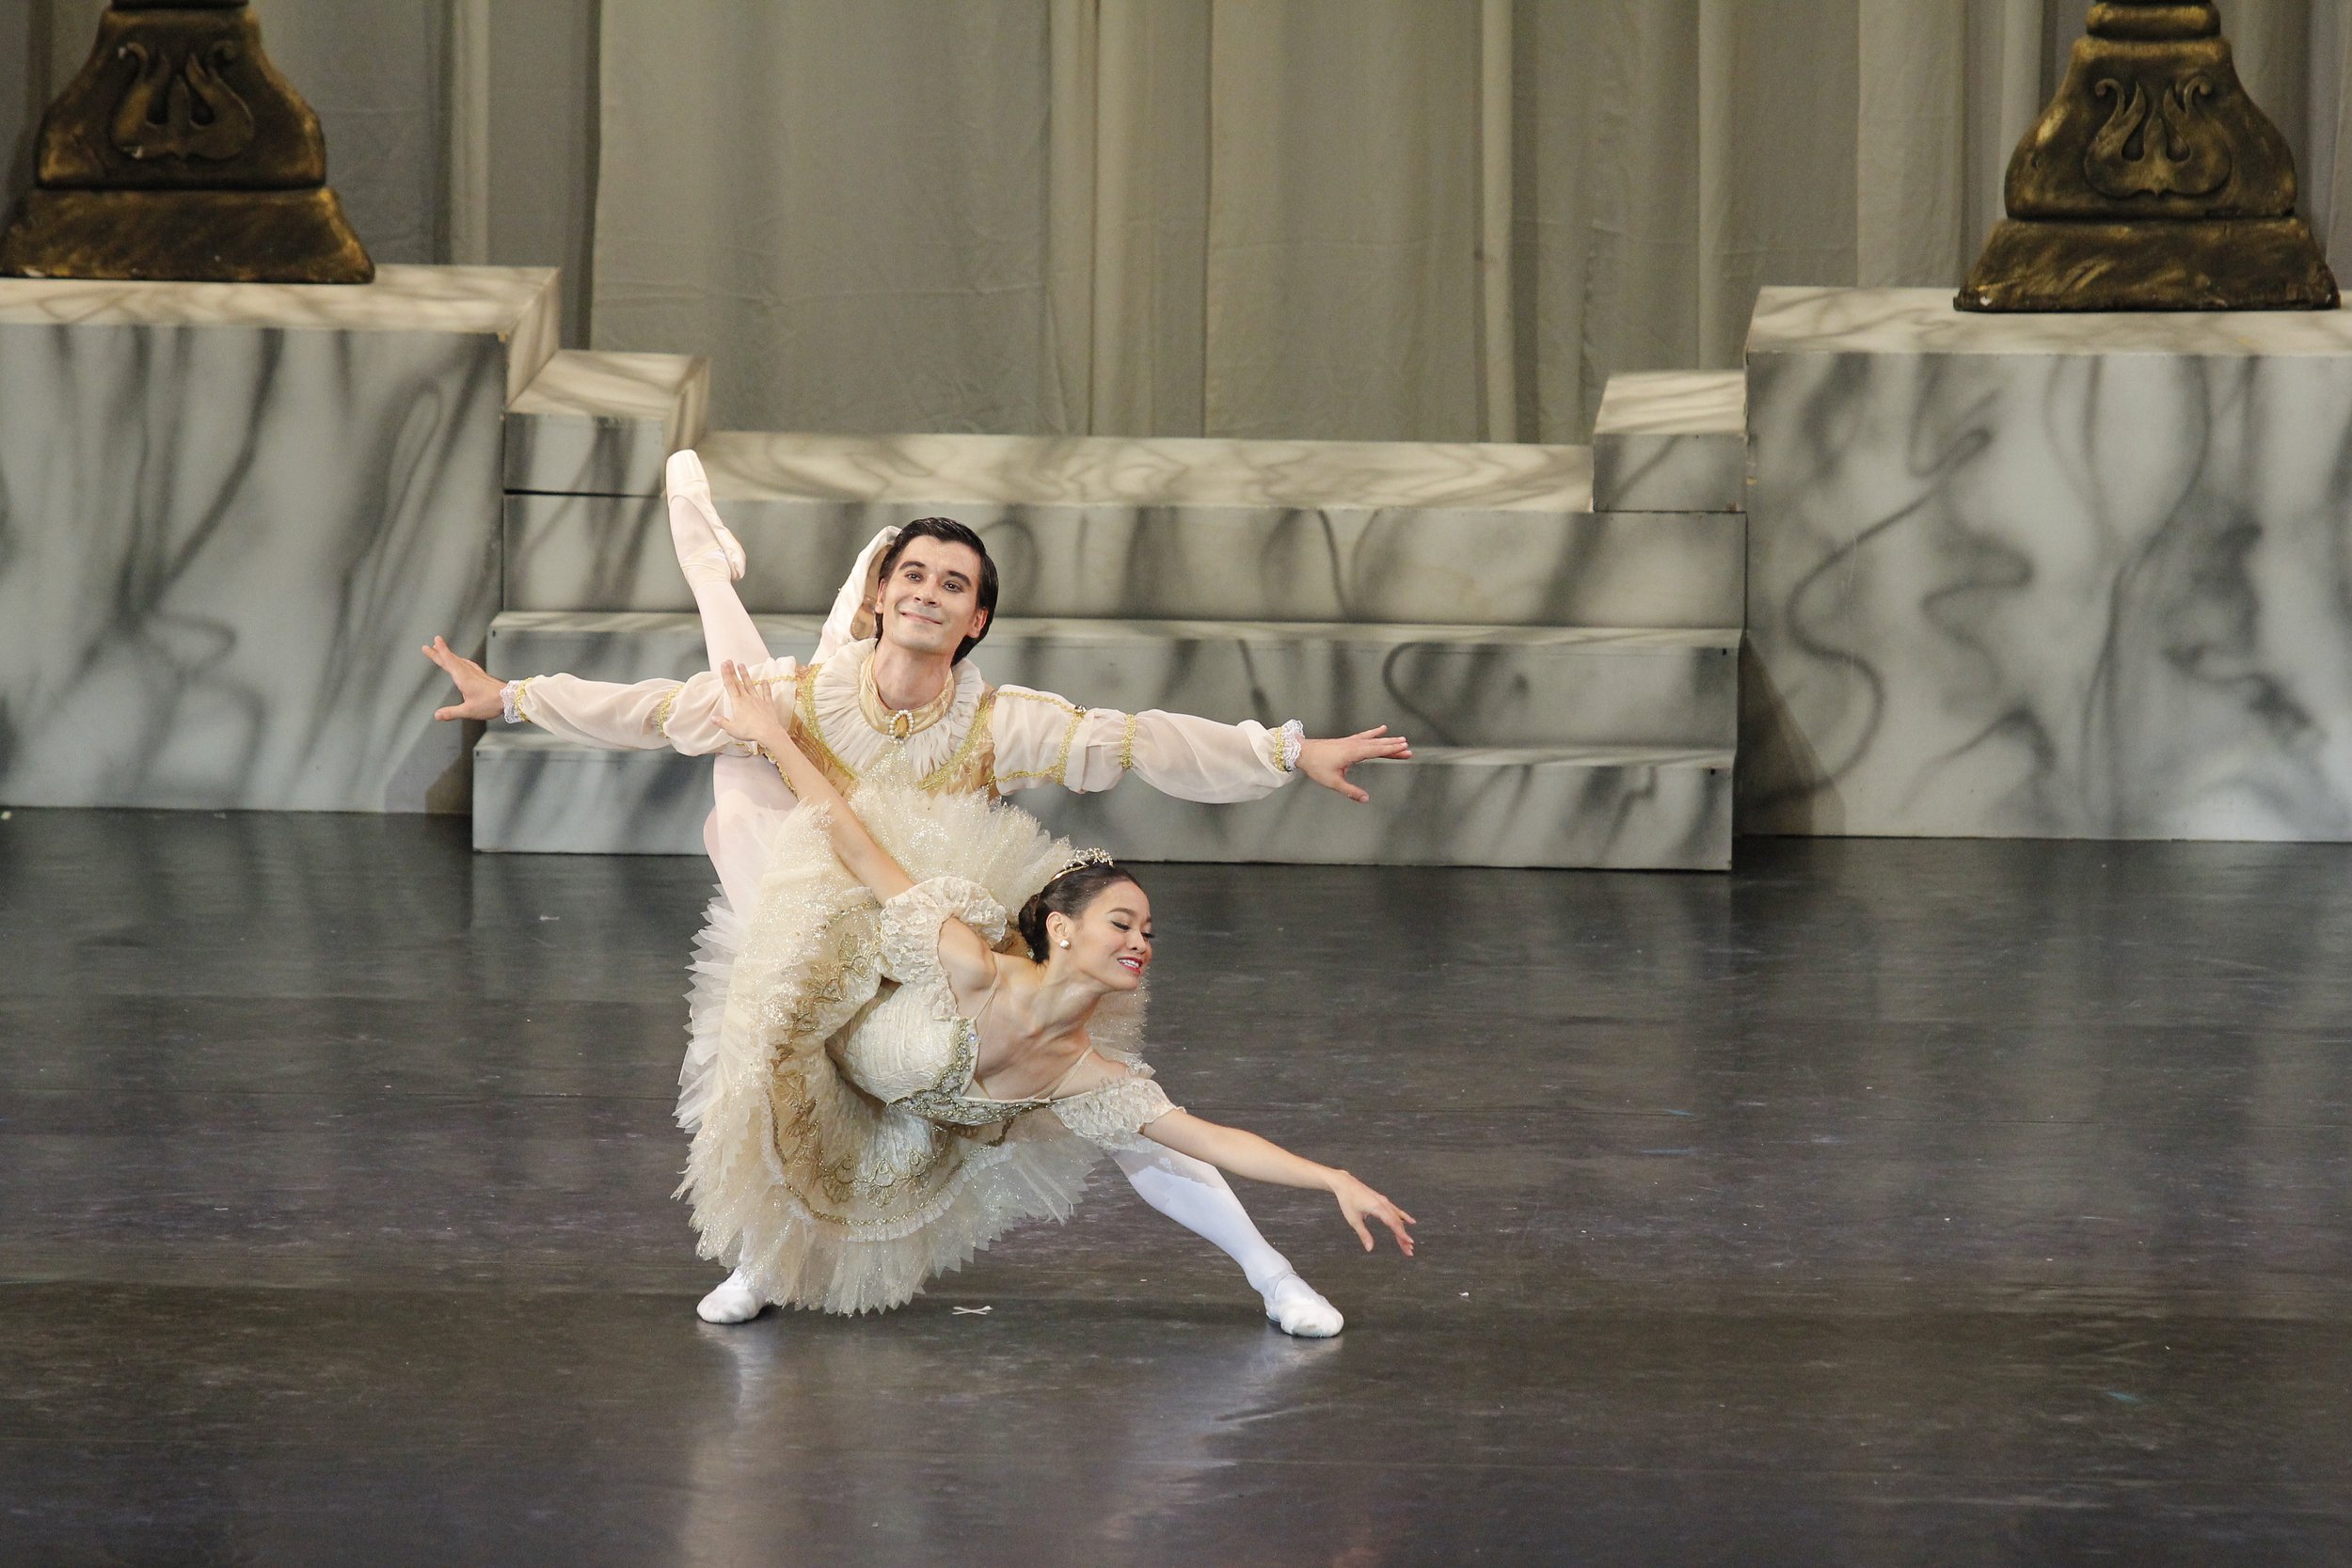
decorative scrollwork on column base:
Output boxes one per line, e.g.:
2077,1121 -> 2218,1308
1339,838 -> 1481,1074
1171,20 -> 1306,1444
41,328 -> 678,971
0,2 -> 372,285
1958,1 -> 2337,313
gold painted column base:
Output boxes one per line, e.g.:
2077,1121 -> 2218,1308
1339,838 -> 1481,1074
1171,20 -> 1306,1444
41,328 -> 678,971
0,187 -> 373,284
1960,216 -> 2337,313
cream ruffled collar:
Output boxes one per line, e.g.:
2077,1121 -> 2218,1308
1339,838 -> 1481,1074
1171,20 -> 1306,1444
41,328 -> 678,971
810,641 -> 987,768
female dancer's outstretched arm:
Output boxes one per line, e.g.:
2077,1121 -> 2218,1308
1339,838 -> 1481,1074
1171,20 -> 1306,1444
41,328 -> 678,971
1143,1113 -> 1416,1255
712,663 -> 1000,995
713,660 -> 1416,1259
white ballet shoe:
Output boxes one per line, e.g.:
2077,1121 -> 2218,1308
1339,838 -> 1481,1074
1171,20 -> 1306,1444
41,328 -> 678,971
666,449 -> 746,582
1262,1272 -> 1343,1338
696,1268 -> 765,1324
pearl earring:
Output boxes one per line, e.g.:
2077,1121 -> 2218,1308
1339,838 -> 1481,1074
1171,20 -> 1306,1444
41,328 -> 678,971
1057,939 -> 1071,948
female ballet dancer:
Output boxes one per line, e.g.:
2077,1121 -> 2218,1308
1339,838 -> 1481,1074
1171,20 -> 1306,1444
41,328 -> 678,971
683,655 -> 1415,1317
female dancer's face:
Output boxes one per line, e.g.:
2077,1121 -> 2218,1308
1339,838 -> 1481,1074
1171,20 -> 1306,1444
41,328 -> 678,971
1057,881 -> 1154,991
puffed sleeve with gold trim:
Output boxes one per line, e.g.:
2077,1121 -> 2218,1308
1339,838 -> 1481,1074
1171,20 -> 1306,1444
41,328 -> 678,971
988,686 -> 1295,801
503,657 -> 801,757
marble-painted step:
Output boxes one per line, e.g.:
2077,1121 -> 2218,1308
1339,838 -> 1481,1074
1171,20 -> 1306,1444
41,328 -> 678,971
1591,370 -> 1747,514
470,731 -> 1732,870
506,431 -> 1744,628
505,349 -> 711,496
485,612 -> 1740,750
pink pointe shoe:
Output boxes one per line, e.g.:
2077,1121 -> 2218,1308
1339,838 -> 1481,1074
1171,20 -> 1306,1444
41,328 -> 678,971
667,449 -> 746,583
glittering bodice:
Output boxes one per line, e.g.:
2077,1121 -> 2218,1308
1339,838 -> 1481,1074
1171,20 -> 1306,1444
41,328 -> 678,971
833,994 -> 1044,1129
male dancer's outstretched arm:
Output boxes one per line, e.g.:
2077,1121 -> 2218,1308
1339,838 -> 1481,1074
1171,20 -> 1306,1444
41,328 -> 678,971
428,512 -> 1411,806
421,522 -> 899,753
987,687 -> 1410,806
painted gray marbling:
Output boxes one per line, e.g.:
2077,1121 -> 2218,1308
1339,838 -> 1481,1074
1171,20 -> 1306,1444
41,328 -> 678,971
1742,285 -> 2352,841
0,266 -> 561,813
504,351 -> 710,496
505,467 -> 1746,629
1030,745 -> 1731,868
1591,371 -> 1747,514
487,610 -> 1739,750
472,732 -> 1732,869
704,429 -> 1594,512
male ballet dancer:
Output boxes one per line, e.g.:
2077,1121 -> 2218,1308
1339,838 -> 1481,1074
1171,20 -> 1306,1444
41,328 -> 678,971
426,452 -> 1410,1332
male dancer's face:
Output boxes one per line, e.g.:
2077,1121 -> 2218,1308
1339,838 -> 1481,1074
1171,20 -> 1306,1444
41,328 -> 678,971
876,536 -> 991,661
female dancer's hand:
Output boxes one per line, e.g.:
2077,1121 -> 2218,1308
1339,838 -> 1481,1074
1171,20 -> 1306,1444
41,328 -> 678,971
1329,1171 -> 1416,1256
711,660 -> 791,752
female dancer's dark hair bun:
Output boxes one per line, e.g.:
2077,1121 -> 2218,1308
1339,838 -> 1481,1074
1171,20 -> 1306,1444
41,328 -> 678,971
1018,861 -> 1143,960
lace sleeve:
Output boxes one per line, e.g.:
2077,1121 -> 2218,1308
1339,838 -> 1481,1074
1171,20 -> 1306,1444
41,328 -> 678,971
879,876 -> 1009,1018
1052,1071 -> 1180,1151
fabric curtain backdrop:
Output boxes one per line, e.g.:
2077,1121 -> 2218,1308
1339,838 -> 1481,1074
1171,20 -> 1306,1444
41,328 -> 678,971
8,2 -> 2352,441
591,0 -> 2352,443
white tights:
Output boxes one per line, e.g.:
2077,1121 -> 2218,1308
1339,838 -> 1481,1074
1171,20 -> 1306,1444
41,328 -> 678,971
1110,1144 -> 1295,1297
672,483 -> 1330,1325
675,486 -> 795,918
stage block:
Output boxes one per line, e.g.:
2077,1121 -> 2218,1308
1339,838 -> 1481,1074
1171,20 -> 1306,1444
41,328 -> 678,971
0,266 -> 558,813
471,733 -> 1732,869
505,350 -> 709,496
505,432 -> 1745,629
1592,370 -> 1746,514
1743,286 -> 2352,840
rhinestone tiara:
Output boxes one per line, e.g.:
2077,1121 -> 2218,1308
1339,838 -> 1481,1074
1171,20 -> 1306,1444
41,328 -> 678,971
1049,847 -> 1117,881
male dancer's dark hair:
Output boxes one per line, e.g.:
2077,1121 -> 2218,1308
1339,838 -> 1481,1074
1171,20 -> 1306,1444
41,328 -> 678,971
876,517 -> 998,662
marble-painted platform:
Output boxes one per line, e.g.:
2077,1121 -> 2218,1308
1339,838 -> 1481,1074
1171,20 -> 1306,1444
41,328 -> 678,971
487,611 -> 1740,750
472,732 -> 1732,869
1591,371 -> 1747,514
506,433 -> 1745,628
0,266 -> 559,813
505,351 -> 709,496
1742,286 -> 2352,841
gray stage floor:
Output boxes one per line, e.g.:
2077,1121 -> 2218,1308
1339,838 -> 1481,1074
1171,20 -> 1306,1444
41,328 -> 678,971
4,809 -> 2349,1566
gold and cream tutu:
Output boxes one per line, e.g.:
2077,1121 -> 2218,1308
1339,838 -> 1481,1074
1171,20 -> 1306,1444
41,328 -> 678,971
673,760 -> 1168,1315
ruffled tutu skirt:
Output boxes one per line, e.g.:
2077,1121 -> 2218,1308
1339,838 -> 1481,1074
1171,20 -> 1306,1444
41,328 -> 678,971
673,775 -> 1140,1315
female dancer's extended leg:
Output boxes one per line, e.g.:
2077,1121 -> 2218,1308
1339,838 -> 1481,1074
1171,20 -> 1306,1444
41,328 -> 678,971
667,451 -> 794,920
1113,1146 -> 1344,1336
670,451 -> 812,1326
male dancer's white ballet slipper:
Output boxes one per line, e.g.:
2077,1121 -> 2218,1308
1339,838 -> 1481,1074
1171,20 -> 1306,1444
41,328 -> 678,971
1263,1272 -> 1344,1337
696,1267 -> 765,1324
667,449 -> 746,583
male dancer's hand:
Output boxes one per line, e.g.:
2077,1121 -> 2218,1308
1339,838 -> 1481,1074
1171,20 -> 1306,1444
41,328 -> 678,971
422,636 -> 505,722
1298,725 -> 1413,803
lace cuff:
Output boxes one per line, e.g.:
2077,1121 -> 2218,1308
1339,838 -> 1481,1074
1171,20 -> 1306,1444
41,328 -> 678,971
1271,719 -> 1305,773
1052,1074 -> 1179,1151
879,876 -> 1009,1018
500,678 -> 531,725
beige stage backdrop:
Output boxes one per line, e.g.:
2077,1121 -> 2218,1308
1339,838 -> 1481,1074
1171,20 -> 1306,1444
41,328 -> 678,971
9,1 -> 2352,441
